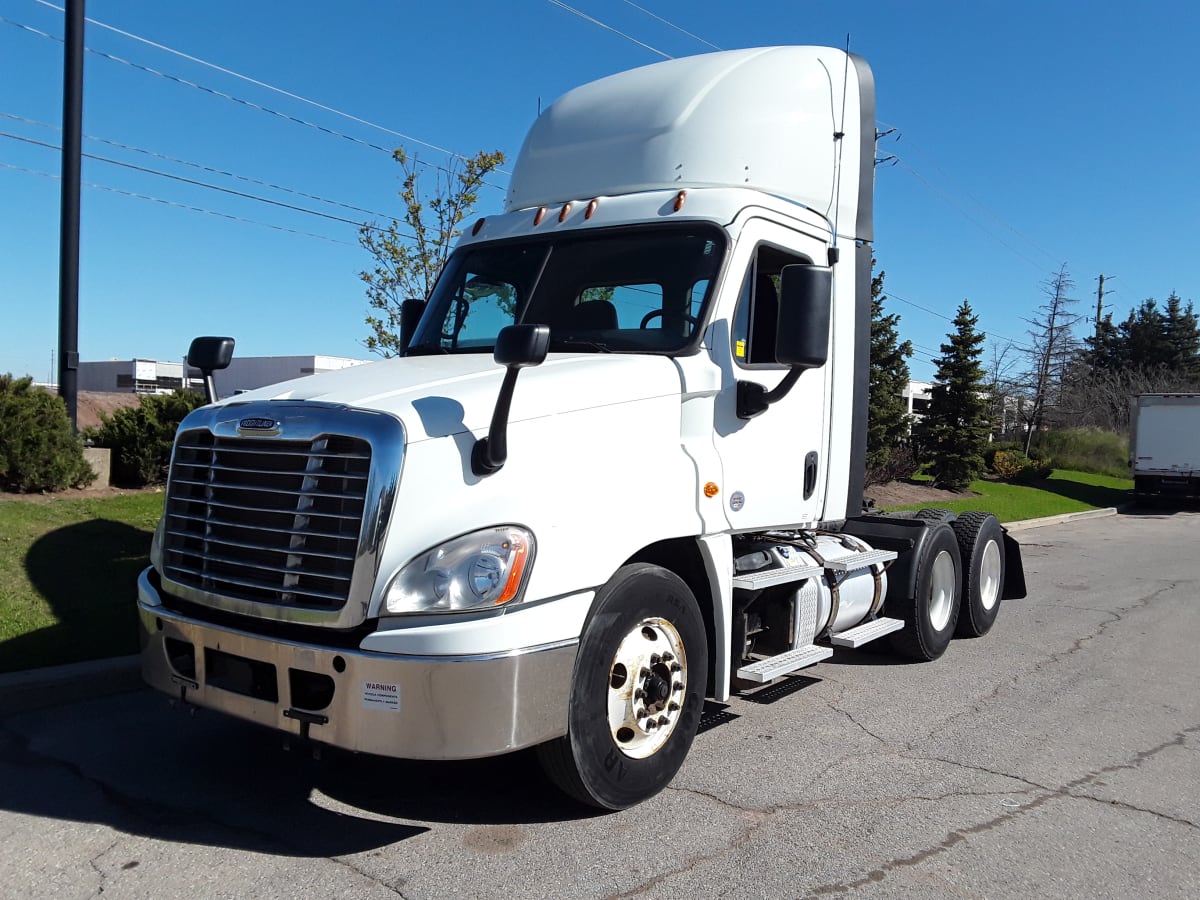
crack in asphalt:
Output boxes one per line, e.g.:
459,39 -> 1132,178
804,725 -> 1200,897
927,581 -> 1177,742
0,721 -> 410,898
86,837 -> 120,898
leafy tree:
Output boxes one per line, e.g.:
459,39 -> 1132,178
866,265 -> 913,478
0,375 -> 94,492
917,301 -> 991,490
359,148 -> 505,357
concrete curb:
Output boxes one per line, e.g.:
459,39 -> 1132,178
1,508 -> 1126,715
0,654 -> 143,716
1004,506 -> 1119,532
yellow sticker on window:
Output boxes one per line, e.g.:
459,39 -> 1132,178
735,339 -> 746,358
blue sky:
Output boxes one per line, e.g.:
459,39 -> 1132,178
2,0 -> 1197,383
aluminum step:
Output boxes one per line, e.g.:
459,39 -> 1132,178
823,549 -> 898,572
735,644 -> 833,683
732,564 -> 823,591
829,616 -> 904,648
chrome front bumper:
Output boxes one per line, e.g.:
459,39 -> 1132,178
137,569 -> 576,760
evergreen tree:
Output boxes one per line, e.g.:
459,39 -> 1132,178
1118,299 -> 1166,368
1079,312 -> 1122,374
866,266 -> 913,474
1162,292 -> 1200,377
917,301 -> 990,490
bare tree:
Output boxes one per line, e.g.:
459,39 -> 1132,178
1020,264 -> 1083,453
986,339 -> 1021,438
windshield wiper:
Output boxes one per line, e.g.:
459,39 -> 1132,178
549,338 -> 613,353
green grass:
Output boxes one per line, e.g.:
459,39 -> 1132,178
0,492 -> 163,673
884,470 -> 1133,521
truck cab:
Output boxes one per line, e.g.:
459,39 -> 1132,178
138,47 -> 1024,810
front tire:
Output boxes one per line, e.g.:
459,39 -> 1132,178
537,563 -> 708,810
887,523 -> 961,661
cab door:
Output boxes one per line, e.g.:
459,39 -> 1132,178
710,219 -> 832,531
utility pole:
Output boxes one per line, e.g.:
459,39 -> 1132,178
1095,274 -> 1115,328
58,0 -> 85,430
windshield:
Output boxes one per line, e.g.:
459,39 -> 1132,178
407,225 -> 725,355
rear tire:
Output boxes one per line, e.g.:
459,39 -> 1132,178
887,523 -> 961,661
537,563 -> 707,810
952,512 -> 1005,637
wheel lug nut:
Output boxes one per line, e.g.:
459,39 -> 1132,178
670,662 -> 682,672
650,653 -> 660,665
668,702 -> 680,712
640,668 -> 650,679
634,689 -> 644,700
646,719 -> 657,730
673,681 -> 683,692
657,716 -> 669,728
662,652 -> 673,662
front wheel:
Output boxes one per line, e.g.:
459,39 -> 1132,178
537,563 -> 708,810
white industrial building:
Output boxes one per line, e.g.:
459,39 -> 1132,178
78,355 -> 369,397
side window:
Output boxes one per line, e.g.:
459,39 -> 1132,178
731,246 -> 809,367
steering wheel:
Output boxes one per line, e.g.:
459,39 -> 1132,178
640,309 -> 700,329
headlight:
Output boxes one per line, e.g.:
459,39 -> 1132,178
384,526 -> 534,615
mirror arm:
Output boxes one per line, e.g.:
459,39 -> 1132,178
736,367 -> 803,420
472,367 -> 521,476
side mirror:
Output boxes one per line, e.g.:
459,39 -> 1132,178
399,298 -> 426,353
737,265 -> 832,419
775,264 -> 831,369
472,324 -> 551,476
186,336 -> 234,405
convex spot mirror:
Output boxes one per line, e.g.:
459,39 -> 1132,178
775,264 -> 832,370
494,323 -> 550,368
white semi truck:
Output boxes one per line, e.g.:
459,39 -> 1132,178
1130,393 -> 1200,503
139,46 -> 1025,809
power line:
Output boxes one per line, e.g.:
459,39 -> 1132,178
0,130 -> 417,239
620,1 -> 721,50
29,0 -> 486,167
545,1 -> 672,59
0,112 -> 400,221
1,15 -> 506,189
0,160 -> 356,246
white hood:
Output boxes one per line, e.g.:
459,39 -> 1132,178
215,353 -> 685,442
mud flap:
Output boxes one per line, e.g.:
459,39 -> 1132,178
1001,531 -> 1027,600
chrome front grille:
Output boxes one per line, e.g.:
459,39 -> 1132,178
163,429 -> 372,611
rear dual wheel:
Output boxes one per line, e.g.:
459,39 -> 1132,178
537,563 -> 707,810
888,522 -> 961,661
951,512 -> 1005,638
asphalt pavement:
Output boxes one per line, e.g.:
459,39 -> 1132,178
1,508 -> 1196,898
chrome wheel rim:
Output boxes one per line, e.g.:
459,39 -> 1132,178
607,617 -> 686,759
929,550 -> 955,632
979,539 -> 1002,611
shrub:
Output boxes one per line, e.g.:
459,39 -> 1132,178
87,390 -> 205,486
0,374 -> 95,492
992,448 -> 1052,482
983,441 -> 1023,470
865,445 -> 918,487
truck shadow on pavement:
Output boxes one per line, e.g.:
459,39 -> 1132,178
2,519 -> 146,674
0,689 -> 595,859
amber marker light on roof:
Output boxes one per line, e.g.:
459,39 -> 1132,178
585,198 -> 599,219
534,206 -> 547,226
703,482 -> 719,498
472,218 -> 485,236
558,202 -> 573,222
674,190 -> 687,211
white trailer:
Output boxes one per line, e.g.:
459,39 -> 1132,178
1131,393 -> 1200,502
138,47 -> 1025,809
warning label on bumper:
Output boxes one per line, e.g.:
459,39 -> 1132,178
362,681 -> 401,712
